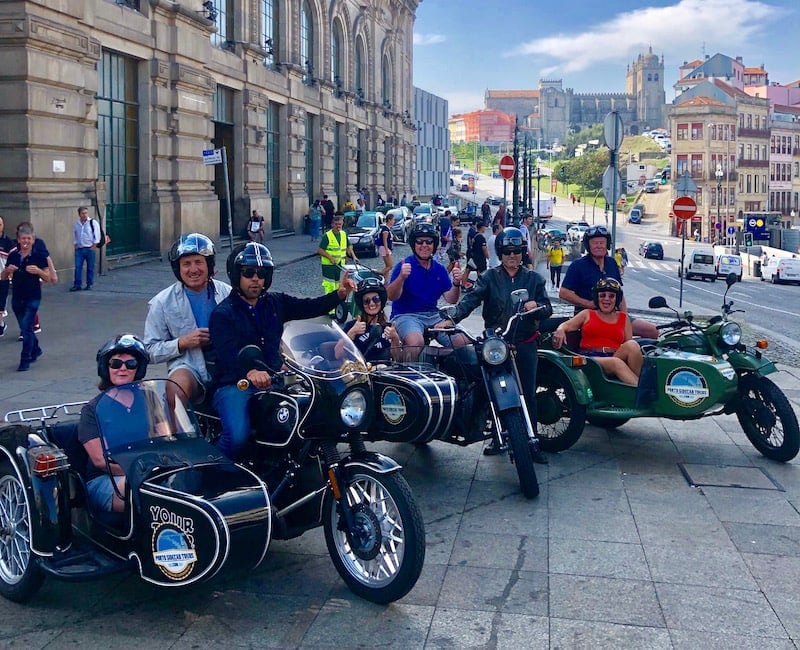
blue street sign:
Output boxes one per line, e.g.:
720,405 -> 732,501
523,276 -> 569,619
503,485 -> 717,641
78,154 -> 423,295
726,226 -> 735,235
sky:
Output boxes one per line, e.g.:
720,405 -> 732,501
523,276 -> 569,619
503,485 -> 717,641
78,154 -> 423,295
412,0 -> 799,116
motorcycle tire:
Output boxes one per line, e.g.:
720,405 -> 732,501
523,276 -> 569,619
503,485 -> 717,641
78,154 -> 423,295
323,468 -> 425,604
586,416 -> 630,429
535,364 -> 586,452
735,375 -> 800,462
0,462 -> 45,603
502,410 -> 540,499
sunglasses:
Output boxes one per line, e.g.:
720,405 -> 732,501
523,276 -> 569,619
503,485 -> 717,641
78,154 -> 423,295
415,238 -> 435,246
240,267 -> 270,279
501,248 -> 526,255
108,358 -> 139,370
363,295 -> 382,305
597,291 -> 617,299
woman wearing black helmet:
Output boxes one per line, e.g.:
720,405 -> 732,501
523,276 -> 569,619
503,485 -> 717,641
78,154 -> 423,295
338,277 -> 401,362
78,334 -> 170,512
551,277 -> 644,386
209,242 -> 355,460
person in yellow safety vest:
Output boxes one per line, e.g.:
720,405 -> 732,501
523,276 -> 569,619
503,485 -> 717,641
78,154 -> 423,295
317,213 -> 358,294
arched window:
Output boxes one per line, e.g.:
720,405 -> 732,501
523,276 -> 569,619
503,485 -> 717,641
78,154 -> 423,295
381,55 -> 392,107
300,1 -> 313,72
354,37 -> 365,96
331,20 -> 343,86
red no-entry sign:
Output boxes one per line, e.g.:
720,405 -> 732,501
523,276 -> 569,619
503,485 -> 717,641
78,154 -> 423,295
499,155 -> 516,180
672,196 -> 697,220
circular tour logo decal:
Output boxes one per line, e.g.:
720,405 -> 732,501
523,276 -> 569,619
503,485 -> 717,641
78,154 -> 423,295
380,388 -> 406,424
665,367 -> 709,407
151,506 -> 198,580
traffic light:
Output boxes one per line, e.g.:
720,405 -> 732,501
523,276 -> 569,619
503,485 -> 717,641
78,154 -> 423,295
559,166 -> 567,182
744,232 -> 753,247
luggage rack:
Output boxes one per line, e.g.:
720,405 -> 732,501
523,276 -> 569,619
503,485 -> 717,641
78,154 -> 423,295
4,402 -> 87,424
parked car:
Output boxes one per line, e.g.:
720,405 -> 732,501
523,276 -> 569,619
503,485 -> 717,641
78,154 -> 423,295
387,206 -> 413,242
567,225 -> 589,242
346,211 -> 383,257
761,256 -> 800,285
639,241 -> 664,259
644,180 -> 657,193
412,203 -> 438,227
566,220 -> 590,231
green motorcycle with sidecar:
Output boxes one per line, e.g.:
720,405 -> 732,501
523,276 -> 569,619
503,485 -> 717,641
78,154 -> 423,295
534,273 -> 800,462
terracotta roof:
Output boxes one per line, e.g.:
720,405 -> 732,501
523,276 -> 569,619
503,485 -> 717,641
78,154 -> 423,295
677,96 -> 727,107
486,89 -> 539,98
775,104 -> 800,115
744,66 -> 766,74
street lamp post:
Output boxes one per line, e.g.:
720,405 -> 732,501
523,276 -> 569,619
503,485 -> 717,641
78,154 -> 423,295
535,167 -> 542,230
716,163 -> 723,248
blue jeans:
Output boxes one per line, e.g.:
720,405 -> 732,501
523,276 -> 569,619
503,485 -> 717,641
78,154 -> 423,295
73,247 -> 95,288
212,384 -> 257,460
12,297 -> 41,363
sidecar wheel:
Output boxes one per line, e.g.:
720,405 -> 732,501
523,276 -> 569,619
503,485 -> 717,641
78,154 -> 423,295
0,463 -> 44,603
586,416 -> 630,429
535,366 -> 586,452
735,375 -> 800,462
324,469 -> 425,604
502,411 -> 540,499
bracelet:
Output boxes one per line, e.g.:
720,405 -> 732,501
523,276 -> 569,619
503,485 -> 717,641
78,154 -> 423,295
453,282 -> 461,287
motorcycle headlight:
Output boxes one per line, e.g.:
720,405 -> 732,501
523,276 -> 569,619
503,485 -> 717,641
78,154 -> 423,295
340,389 -> 367,428
482,338 -> 509,365
720,321 -> 742,347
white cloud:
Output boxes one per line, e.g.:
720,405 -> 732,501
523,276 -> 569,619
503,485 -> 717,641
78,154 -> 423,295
414,33 -> 446,46
508,0 -> 783,76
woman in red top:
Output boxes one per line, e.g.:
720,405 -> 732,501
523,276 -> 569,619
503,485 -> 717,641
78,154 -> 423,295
551,278 -> 644,385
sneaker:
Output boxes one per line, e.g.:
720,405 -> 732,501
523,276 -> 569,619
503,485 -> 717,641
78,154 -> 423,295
17,361 -> 30,372
483,440 -> 507,456
69,285 -> 81,292
0,322 -> 5,337
18,334 -> 22,342
31,348 -> 42,363
83,285 -> 92,291
33,325 -> 42,334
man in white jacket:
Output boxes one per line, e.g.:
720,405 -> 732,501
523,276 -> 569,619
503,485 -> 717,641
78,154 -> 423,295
144,233 -> 231,409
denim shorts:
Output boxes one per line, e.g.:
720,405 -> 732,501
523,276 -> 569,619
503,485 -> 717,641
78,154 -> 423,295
86,474 -> 125,512
394,311 -> 452,347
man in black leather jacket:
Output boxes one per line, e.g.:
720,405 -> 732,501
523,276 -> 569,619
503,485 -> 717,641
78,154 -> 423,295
443,227 -> 552,460
209,242 -> 354,460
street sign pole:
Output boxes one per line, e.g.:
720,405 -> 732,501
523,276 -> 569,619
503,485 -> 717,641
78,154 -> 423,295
221,146 -> 234,250
603,111 -> 624,252
673,195 -> 697,308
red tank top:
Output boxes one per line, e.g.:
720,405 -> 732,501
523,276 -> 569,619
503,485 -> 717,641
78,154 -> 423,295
580,310 -> 627,351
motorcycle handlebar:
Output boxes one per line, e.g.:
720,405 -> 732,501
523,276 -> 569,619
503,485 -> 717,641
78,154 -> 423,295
656,320 -> 689,331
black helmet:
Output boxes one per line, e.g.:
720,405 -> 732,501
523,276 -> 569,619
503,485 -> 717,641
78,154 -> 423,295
96,333 -> 149,384
354,276 -> 387,314
495,226 -> 526,258
168,233 -> 216,282
592,277 -> 623,309
583,225 -> 611,253
227,242 -> 274,291
408,222 -> 439,250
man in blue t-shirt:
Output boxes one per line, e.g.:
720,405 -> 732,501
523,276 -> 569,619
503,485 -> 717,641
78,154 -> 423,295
387,223 -> 462,360
0,223 -> 50,371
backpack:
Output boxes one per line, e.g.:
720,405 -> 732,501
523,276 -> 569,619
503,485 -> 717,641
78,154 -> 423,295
91,219 -> 106,248
374,226 -> 388,248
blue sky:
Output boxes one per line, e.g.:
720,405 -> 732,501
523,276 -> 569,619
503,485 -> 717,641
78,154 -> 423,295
413,0 -> 799,115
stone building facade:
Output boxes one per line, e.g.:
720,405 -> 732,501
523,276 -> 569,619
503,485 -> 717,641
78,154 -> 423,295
0,0 -> 419,268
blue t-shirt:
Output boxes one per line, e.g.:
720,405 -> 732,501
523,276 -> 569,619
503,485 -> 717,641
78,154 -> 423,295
7,248 -> 48,301
561,254 -> 622,311
185,287 -> 216,328
389,255 -> 451,318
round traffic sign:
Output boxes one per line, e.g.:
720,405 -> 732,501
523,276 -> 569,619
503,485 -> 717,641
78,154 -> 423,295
672,195 -> 697,220
499,155 -> 516,180
727,226 -> 736,235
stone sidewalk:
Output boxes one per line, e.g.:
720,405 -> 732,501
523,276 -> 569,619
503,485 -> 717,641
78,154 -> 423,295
1,235 -> 799,648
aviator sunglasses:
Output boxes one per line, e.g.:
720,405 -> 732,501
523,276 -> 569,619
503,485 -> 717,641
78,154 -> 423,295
108,358 -> 139,370
363,295 -> 382,305
240,267 -> 270,279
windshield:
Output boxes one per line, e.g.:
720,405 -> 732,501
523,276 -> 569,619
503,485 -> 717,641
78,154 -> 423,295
356,214 -> 378,228
414,205 -> 431,214
94,379 -> 198,454
281,318 -> 368,375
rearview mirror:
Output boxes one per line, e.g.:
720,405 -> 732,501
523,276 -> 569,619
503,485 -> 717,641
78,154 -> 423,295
648,296 -> 668,309
511,289 -> 529,305
726,272 -> 737,286
238,345 -> 268,371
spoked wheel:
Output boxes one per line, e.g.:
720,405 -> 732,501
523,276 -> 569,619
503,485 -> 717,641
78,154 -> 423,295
735,375 -> 800,462
535,365 -> 586,452
0,463 -> 44,603
501,410 -> 539,499
324,468 -> 425,604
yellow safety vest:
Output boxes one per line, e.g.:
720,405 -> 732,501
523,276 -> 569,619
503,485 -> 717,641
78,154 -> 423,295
321,229 -> 347,266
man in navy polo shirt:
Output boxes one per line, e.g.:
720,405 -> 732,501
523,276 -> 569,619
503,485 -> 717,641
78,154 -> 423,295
0,222 -> 50,371
387,223 -> 462,361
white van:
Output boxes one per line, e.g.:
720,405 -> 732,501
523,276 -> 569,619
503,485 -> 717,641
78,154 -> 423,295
684,249 -> 716,282
761,257 -> 800,285
715,254 -> 743,281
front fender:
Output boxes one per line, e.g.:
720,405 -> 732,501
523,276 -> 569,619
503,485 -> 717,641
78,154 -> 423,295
537,350 -> 594,406
487,371 -> 522,411
726,350 -> 777,377
342,451 -> 401,475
